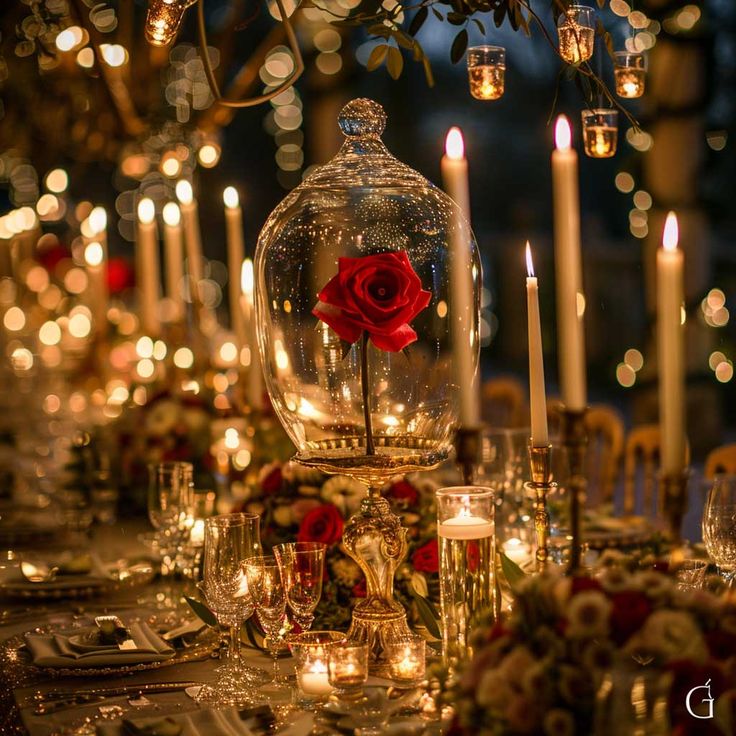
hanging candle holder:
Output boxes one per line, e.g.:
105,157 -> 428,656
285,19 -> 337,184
614,51 -> 646,98
557,5 -> 595,65
145,0 -> 196,47
467,46 -> 506,101
581,109 -> 618,158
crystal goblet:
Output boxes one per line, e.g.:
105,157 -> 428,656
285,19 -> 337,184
273,541 -> 325,633
702,475 -> 736,588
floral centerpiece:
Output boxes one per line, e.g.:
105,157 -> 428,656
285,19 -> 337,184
447,565 -> 736,735
235,461 -> 443,633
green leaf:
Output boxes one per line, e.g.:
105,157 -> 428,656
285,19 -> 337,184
340,339 -> 354,360
493,3 -> 506,28
431,7 -> 443,21
401,346 -> 412,364
408,6 -> 428,37
447,11 -> 466,26
471,18 -> 486,35
386,46 -> 404,79
393,29 -> 415,51
412,593 -> 441,640
366,44 -> 389,71
183,595 -> 218,627
499,552 -> 527,591
450,29 -> 468,64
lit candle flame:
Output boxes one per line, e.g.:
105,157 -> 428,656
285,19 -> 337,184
662,211 -> 679,252
555,115 -> 572,151
137,198 -> 155,224
445,127 -> 465,160
175,179 -> 193,205
525,241 -> 534,278
162,202 -> 181,227
84,241 -> 104,267
241,258 -> 254,296
88,206 -> 107,234
223,186 -> 239,209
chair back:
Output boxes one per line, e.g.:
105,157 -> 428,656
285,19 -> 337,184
481,376 -> 527,428
705,443 -> 736,478
585,404 -> 625,506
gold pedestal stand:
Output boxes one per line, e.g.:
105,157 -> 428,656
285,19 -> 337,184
527,443 -> 553,570
560,407 -> 588,575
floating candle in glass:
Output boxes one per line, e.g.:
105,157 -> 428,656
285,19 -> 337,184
557,5 -> 595,65
581,109 -> 618,158
467,46 -> 506,101
328,641 -> 368,696
289,631 -> 345,703
387,636 -> 426,685
614,51 -> 646,98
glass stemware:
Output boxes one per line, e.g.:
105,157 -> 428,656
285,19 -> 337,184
245,555 -> 288,688
197,513 -> 269,705
702,475 -> 736,587
273,541 -> 325,633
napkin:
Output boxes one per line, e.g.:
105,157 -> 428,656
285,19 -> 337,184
25,621 -> 175,667
95,708 -> 253,736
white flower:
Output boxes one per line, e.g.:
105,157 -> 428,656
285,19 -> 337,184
631,570 -> 672,600
320,475 -> 365,515
543,709 -> 575,736
273,505 -> 293,527
626,609 -> 707,664
410,572 -> 429,598
552,577 -> 572,610
566,591 -> 611,639
330,557 -> 361,586
144,400 -> 181,436
297,485 -> 321,497
476,669 -> 512,709
499,646 -> 535,686
282,461 -> 323,485
598,566 -> 631,593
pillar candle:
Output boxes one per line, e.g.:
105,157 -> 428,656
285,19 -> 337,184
223,187 -> 247,348
657,212 -> 686,475
87,207 -> 109,333
525,242 -> 549,446
136,198 -> 161,337
551,116 -> 587,410
162,202 -> 185,323
441,127 -> 480,427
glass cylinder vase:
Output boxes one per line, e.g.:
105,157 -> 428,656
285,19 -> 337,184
614,51 -> 646,98
436,486 -> 495,665
557,5 -> 595,64
467,46 -> 506,101
581,109 -> 618,158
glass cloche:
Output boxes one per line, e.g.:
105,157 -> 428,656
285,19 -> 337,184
255,98 -> 481,481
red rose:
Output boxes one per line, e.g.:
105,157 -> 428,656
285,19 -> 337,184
466,540 -> 479,573
352,579 -> 367,598
260,466 -> 283,496
297,504 -> 344,545
609,590 -> 652,645
386,480 -> 419,507
571,576 -> 602,595
412,539 -> 439,574
312,251 -> 432,352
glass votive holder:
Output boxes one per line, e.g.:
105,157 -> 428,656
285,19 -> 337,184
581,109 -> 618,158
557,5 -> 595,64
289,631 -> 345,704
328,641 -> 369,699
466,46 -> 506,101
614,51 -> 646,98
386,635 -> 426,685
673,559 -> 708,591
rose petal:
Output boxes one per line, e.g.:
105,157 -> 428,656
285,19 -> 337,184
369,323 -> 418,352
312,302 -> 362,344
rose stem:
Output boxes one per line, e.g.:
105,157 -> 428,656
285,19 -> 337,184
361,331 -> 375,456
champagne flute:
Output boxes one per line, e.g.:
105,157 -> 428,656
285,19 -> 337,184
702,475 -> 736,587
197,513 -> 269,705
273,542 -> 325,633
245,555 -> 288,688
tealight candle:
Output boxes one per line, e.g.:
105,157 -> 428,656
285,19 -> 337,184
581,109 -> 619,159
466,46 -> 506,101
298,657 -> 333,696
328,642 -> 368,694
614,51 -> 646,99
387,636 -> 426,684
502,537 -> 533,566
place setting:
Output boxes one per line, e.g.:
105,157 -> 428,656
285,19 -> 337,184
1,2 -> 735,735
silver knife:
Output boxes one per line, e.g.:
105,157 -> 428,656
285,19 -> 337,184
40,681 -> 199,701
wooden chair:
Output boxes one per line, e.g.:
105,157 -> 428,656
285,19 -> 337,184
705,443 -> 736,478
585,404 -> 625,506
481,376 -> 528,428
624,424 -> 690,518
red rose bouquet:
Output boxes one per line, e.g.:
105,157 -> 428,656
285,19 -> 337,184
313,250 -> 431,455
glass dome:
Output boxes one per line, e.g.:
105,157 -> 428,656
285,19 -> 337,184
255,98 -> 481,481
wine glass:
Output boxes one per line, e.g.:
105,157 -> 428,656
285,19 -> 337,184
245,555 -> 288,689
273,542 -> 325,633
702,475 -> 736,587
197,513 -> 269,705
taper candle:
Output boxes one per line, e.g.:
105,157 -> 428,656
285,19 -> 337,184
162,202 -> 184,323
241,258 -> 263,410
136,198 -> 161,337
551,116 -> 587,410
657,212 -> 686,475
175,180 -> 203,300
525,242 -> 549,447
224,186 -> 247,348
441,127 -> 480,427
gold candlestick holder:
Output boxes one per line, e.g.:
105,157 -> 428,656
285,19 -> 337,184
660,469 -> 690,544
527,443 -> 554,570
559,407 -> 588,575
454,426 -> 483,485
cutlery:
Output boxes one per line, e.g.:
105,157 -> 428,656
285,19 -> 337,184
34,693 -> 106,715
39,681 -> 200,701
20,560 -> 59,583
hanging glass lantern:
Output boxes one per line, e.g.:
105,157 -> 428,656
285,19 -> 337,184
145,0 -> 196,47
614,51 -> 646,98
557,5 -> 595,65
467,46 -> 506,101
581,109 -> 618,158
